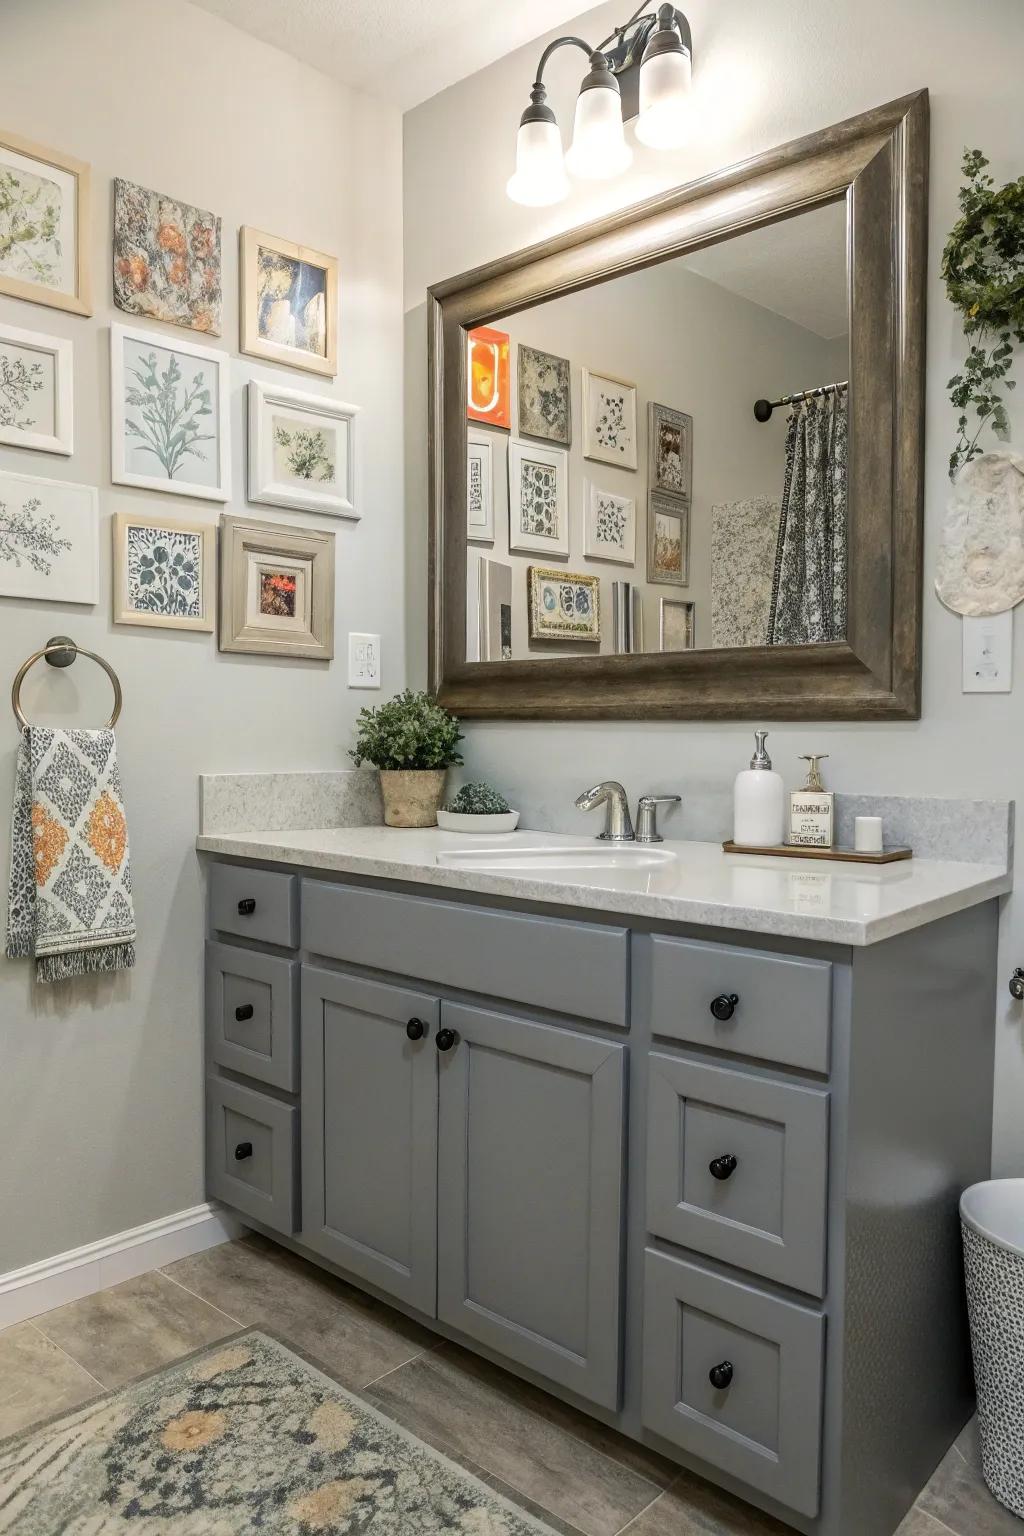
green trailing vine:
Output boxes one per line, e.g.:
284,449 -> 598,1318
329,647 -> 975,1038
942,149 -> 1024,480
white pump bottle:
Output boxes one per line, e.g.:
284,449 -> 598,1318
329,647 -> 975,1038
733,730 -> 785,847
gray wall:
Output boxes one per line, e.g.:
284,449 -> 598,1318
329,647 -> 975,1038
403,0 -> 1024,1175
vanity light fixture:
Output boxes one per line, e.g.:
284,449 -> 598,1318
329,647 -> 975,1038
507,3 -> 693,206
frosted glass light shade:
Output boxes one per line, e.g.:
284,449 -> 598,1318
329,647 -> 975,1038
565,84 -> 632,179
635,49 -> 692,148
507,119 -> 569,206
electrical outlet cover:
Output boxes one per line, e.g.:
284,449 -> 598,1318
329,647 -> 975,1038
348,632 -> 381,688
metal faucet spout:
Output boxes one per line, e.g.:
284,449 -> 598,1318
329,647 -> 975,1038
574,780 -> 635,841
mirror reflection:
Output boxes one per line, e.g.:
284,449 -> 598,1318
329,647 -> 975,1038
464,200 -> 849,662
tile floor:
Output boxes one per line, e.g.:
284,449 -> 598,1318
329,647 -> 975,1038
0,1234 -> 1015,1536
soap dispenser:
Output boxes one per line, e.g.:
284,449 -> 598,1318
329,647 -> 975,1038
733,730 -> 785,847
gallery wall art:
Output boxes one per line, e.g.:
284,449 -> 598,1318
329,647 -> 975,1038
111,323 -> 230,501
582,368 -> 637,470
248,380 -> 358,519
220,514 -> 335,660
647,493 -> 689,586
583,481 -> 635,565
660,597 -> 695,651
467,429 -> 495,543
517,344 -> 571,446
648,401 -> 693,500
508,438 -> 569,557
0,129 -> 91,315
0,322 -> 73,455
467,326 -> 511,429
240,227 -> 338,377
112,511 -> 215,631
528,566 -> 600,642
0,470 -> 97,604
113,177 -> 222,335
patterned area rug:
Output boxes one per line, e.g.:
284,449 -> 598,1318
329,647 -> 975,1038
0,1330 -> 556,1534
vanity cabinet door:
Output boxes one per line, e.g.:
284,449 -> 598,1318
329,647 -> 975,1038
301,967 -> 439,1315
436,1002 -> 625,1409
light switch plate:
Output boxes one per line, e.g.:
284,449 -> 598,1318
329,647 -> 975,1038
348,632 -> 381,688
962,611 -> 1012,693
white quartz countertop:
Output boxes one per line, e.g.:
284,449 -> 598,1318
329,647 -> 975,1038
195,826 -> 1012,946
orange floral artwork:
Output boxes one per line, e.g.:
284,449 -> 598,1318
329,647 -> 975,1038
113,177 -> 222,336
467,326 -> 511,429
31,804 -> 68,886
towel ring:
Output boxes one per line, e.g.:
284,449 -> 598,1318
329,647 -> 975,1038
11,636 -> 123,730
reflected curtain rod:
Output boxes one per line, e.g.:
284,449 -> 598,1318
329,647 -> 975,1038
753,380 -> 848,422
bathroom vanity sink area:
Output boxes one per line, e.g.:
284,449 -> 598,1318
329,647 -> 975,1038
198,821 -> 1008,1536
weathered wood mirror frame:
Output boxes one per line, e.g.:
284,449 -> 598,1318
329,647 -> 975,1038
428,91 -> 927,720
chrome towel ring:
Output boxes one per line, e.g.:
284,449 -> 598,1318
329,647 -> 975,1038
11,635 -> 123,730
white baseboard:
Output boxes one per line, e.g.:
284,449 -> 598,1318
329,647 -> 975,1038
0,1203 -> 245,1330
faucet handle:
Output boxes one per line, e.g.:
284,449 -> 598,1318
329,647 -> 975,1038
636,794 -> 681,844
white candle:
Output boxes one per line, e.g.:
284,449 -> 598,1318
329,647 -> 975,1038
854,816 -> 884,853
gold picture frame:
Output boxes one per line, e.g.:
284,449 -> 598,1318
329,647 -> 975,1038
112,512 -> 215,632
0,129 -> 91,316
239,226 -> 338,377
219,514 -> 335,660
527,566 -> 601,643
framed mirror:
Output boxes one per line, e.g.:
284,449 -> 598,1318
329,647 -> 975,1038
428,91 -> 927,720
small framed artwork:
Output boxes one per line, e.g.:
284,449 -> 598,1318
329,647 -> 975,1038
467,326 -> 511,429
647,493 -> 690,586
649,401 -> 693,499
583,481 -> 636,565
0,469 -> 97,605
112,512 -> 215,631
0,130 -> 91,316
508,438 -> 569,557
220,514 -> 335,660
111,323 -> 231,502
248,380 -> 358,519
480,556 -> 513,661
113,177 -> 222,336
240,227 -> 338,377
528,566 -> 601,643
467,429 -> 495,543
518,344 -> 570,446
0,322 -> 73,454
660,597 -> 695,651
582,368 -> 637,470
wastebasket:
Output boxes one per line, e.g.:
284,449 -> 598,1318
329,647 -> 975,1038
960,1178 -> 1024,1518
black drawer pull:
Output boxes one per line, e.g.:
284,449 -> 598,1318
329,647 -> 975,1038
406,1017 -> 426,1041
709,1154 -> 738,1181
436,1028 -> 457,1052
709,1360 -> 734,1390
235,1004 -> 254,1022
234,1141 -> 253,1161
710,992 -> 739,1022
237,898 -> 256,916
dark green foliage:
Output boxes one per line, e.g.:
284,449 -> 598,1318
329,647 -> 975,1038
444,782 -> 511,815
351,689 -> 463,771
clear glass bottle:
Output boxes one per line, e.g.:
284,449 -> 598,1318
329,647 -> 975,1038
733,729 -> 785,847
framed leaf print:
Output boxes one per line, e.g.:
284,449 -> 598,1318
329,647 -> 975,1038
0,470 -> 97,605
220,514 -> 335,660
467,326 -> 511,429
240,227 -> 338,377
508,438 -> 569,557
647,493 -> 690,586
248,380 -> 358,519
467,428 -> 495,543
582,368 -> 637,470
112,511 -> 215,631
0,129 -> 91,316
0,322 -> 73,455
583,481 -> 635,565
649,401 -> 693,499
110,323 -> 231,502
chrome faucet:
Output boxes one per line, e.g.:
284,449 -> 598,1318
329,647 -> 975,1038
575,780 -> 635,841
635,794 -> 681,843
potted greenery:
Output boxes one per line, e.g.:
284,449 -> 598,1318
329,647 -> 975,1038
350,689 -> 463,827
437,782 -> 520,834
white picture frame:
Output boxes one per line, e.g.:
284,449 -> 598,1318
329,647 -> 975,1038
582,367 -> 638,470
112,511 -> 216,631
508,438 -> 569,557
467,429 -> 495,543
110,322 -> 231,502
0,469 -> 98,605
248,379 -> 358,519
0,322 -> 73,455
583,481 -> 636,565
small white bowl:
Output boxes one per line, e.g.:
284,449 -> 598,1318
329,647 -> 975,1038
436,809 -> 520,834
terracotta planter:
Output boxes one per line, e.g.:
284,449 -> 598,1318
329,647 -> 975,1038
379,769 -> 447,828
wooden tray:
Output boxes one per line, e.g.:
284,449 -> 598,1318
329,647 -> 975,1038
723,841 -> 912,865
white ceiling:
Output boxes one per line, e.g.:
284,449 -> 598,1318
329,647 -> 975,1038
188,0 -> 593,109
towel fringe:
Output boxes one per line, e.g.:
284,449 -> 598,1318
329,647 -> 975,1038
36,943 -> 136,984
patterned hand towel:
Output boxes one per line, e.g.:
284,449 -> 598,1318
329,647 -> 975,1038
6,727 -> 135,982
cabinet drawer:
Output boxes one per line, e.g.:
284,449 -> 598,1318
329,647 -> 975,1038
648,935 -> 831,1073
206,1077 -> 298,1234
208,863 -> 297,948
206,941 -> 298,1091
642,1249 -> 824,1518
647,1054 -> 829,1296
302,880 -> 628,1027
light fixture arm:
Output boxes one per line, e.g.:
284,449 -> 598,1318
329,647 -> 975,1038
526,8 -> 691,124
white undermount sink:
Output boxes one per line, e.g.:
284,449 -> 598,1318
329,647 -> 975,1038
435,843 -> 678,873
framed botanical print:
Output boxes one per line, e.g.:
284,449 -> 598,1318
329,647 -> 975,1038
0,322 -> 73,454
649,401 -> 693,499
582,368 -> 637,470
0,130 -> 91,316
467,326 -> 511,429
113,177 -> 222,336
240,227 -> 338,377
647,493 -> 690,585
518,344 -> 570,445
528,566 -> 600,643
220,514 -> 335,660
660,597 -> 695,651
583,481 -> 635,565
111,323 -> 231,502
508,438 -> 569,557
112,511 -> 215,631
0,470 -> 97,604
467,428 -> 495,543
248,380 -> 358,519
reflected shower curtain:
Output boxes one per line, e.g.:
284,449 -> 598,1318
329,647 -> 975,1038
767,392 -> 848,645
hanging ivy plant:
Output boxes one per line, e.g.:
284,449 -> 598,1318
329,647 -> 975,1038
942,150 -> 1024,479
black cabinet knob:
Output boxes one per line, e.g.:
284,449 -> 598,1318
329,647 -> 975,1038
436,1028 -> 457,1052
708,1360 -> 734,1390
1011,968 -> 1024,1002
235,1003 -> 254,1022
237,898 -> 256,916
710,992 -> 739,1022
234,1141 -> 253,1161
406,1017 -> 426,1041
709,1154 -> 738,1181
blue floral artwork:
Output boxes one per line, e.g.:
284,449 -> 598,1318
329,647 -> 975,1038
125,521 -> 203,619
257,247 -> 328,359
529,567 -> 600,642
